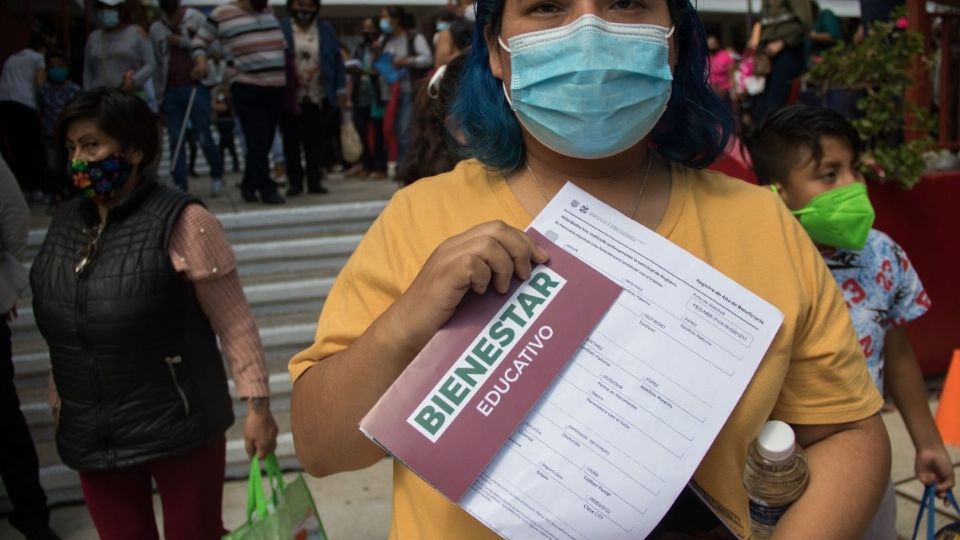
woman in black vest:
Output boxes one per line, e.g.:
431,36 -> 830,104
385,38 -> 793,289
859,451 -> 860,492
30,89 -> 278,540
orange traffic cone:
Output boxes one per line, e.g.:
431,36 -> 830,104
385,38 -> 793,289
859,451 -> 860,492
935,349 -> 960,447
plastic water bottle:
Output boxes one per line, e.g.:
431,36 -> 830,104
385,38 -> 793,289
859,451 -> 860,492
742,420 -> 809,539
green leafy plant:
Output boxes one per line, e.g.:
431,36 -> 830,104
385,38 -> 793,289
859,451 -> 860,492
806,8 -> 936,188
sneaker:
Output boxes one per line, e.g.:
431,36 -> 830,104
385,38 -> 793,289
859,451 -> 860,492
211,179 -> 224,198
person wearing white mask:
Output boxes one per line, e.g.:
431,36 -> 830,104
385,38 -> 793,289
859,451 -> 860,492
149,0 -> 224,196
82,0 -> 155,94
289,0 -> 890,538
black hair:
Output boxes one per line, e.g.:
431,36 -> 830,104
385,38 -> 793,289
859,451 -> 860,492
57,88 -> 159,174
448,18 -> 473,50
286,0 -> 321,10
45,49 -> 67,64
435,9 -> 457,23
27,31 -> 47,50
747,104 -> 862,186
386,6 -> 416,30
396,53 -> 470,186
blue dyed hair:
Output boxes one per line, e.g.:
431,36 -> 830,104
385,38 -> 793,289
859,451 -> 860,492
450,0 -> 733,171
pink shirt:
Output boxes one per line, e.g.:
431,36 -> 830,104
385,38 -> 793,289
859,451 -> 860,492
168,204 -> 269,398
709,49 -> 735,92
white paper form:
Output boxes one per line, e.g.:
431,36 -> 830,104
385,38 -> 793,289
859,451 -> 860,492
458,183 -> 784,539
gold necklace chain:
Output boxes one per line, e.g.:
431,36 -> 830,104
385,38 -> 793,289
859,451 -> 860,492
525,153 -> 654,219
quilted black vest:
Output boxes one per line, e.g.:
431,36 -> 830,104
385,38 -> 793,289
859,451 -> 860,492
30,181 -> 234,471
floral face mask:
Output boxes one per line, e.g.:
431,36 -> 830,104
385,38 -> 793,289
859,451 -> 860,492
70,154 -> 134,205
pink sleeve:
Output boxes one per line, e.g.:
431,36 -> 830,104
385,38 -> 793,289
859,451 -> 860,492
169,205 -> 270,398
168,204 -> 236,279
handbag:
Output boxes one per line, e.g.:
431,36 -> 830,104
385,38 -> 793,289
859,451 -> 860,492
223,454 -> 328,540
340,116 -> 363,164
912,484 -> 960,540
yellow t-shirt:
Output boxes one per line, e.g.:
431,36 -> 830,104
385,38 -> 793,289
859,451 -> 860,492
289,159 -> 882,539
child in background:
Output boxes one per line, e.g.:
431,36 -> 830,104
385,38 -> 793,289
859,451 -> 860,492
748,104 -> 955,540
212,84 -> 241,174
707,34 -> 736,103
37,49 -> 82,204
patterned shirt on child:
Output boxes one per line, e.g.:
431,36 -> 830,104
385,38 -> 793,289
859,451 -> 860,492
821,229 -> 930,391
38,81 -> 82,138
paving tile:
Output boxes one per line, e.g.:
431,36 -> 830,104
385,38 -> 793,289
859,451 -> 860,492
894,464 -> 960,520
882,398 -> 960,485
896,490 -> 960,540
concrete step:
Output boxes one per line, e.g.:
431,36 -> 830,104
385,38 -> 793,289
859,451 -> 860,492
10,274 -> 333,345
17,232 -> 361,298
233,235 -> 360,279
23,200 -> 385,258
20,368 -> 298,446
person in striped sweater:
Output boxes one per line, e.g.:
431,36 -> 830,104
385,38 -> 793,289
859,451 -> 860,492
194,0 -> 287,205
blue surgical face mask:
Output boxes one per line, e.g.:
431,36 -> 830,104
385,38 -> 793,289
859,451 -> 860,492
379,18 -> 393,34
98,8 -> 121,28
499,15 -> 675,159
436,21 -> 451,33
47,66 -> 69,82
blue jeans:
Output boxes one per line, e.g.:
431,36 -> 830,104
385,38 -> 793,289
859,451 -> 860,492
162,85 -> 223,190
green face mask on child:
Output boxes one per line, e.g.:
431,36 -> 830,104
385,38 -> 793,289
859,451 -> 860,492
774,182 -> 876,250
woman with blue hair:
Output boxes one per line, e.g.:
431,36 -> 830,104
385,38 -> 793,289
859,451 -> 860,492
289,0 -> 889,537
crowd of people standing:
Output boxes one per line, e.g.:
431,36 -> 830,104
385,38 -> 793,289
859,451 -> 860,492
0,0 -> 479,209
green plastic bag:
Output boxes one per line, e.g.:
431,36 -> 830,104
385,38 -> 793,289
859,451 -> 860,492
223,454 -> 328,540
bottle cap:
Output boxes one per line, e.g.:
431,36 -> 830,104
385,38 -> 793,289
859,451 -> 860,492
757,420 -> 796,462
